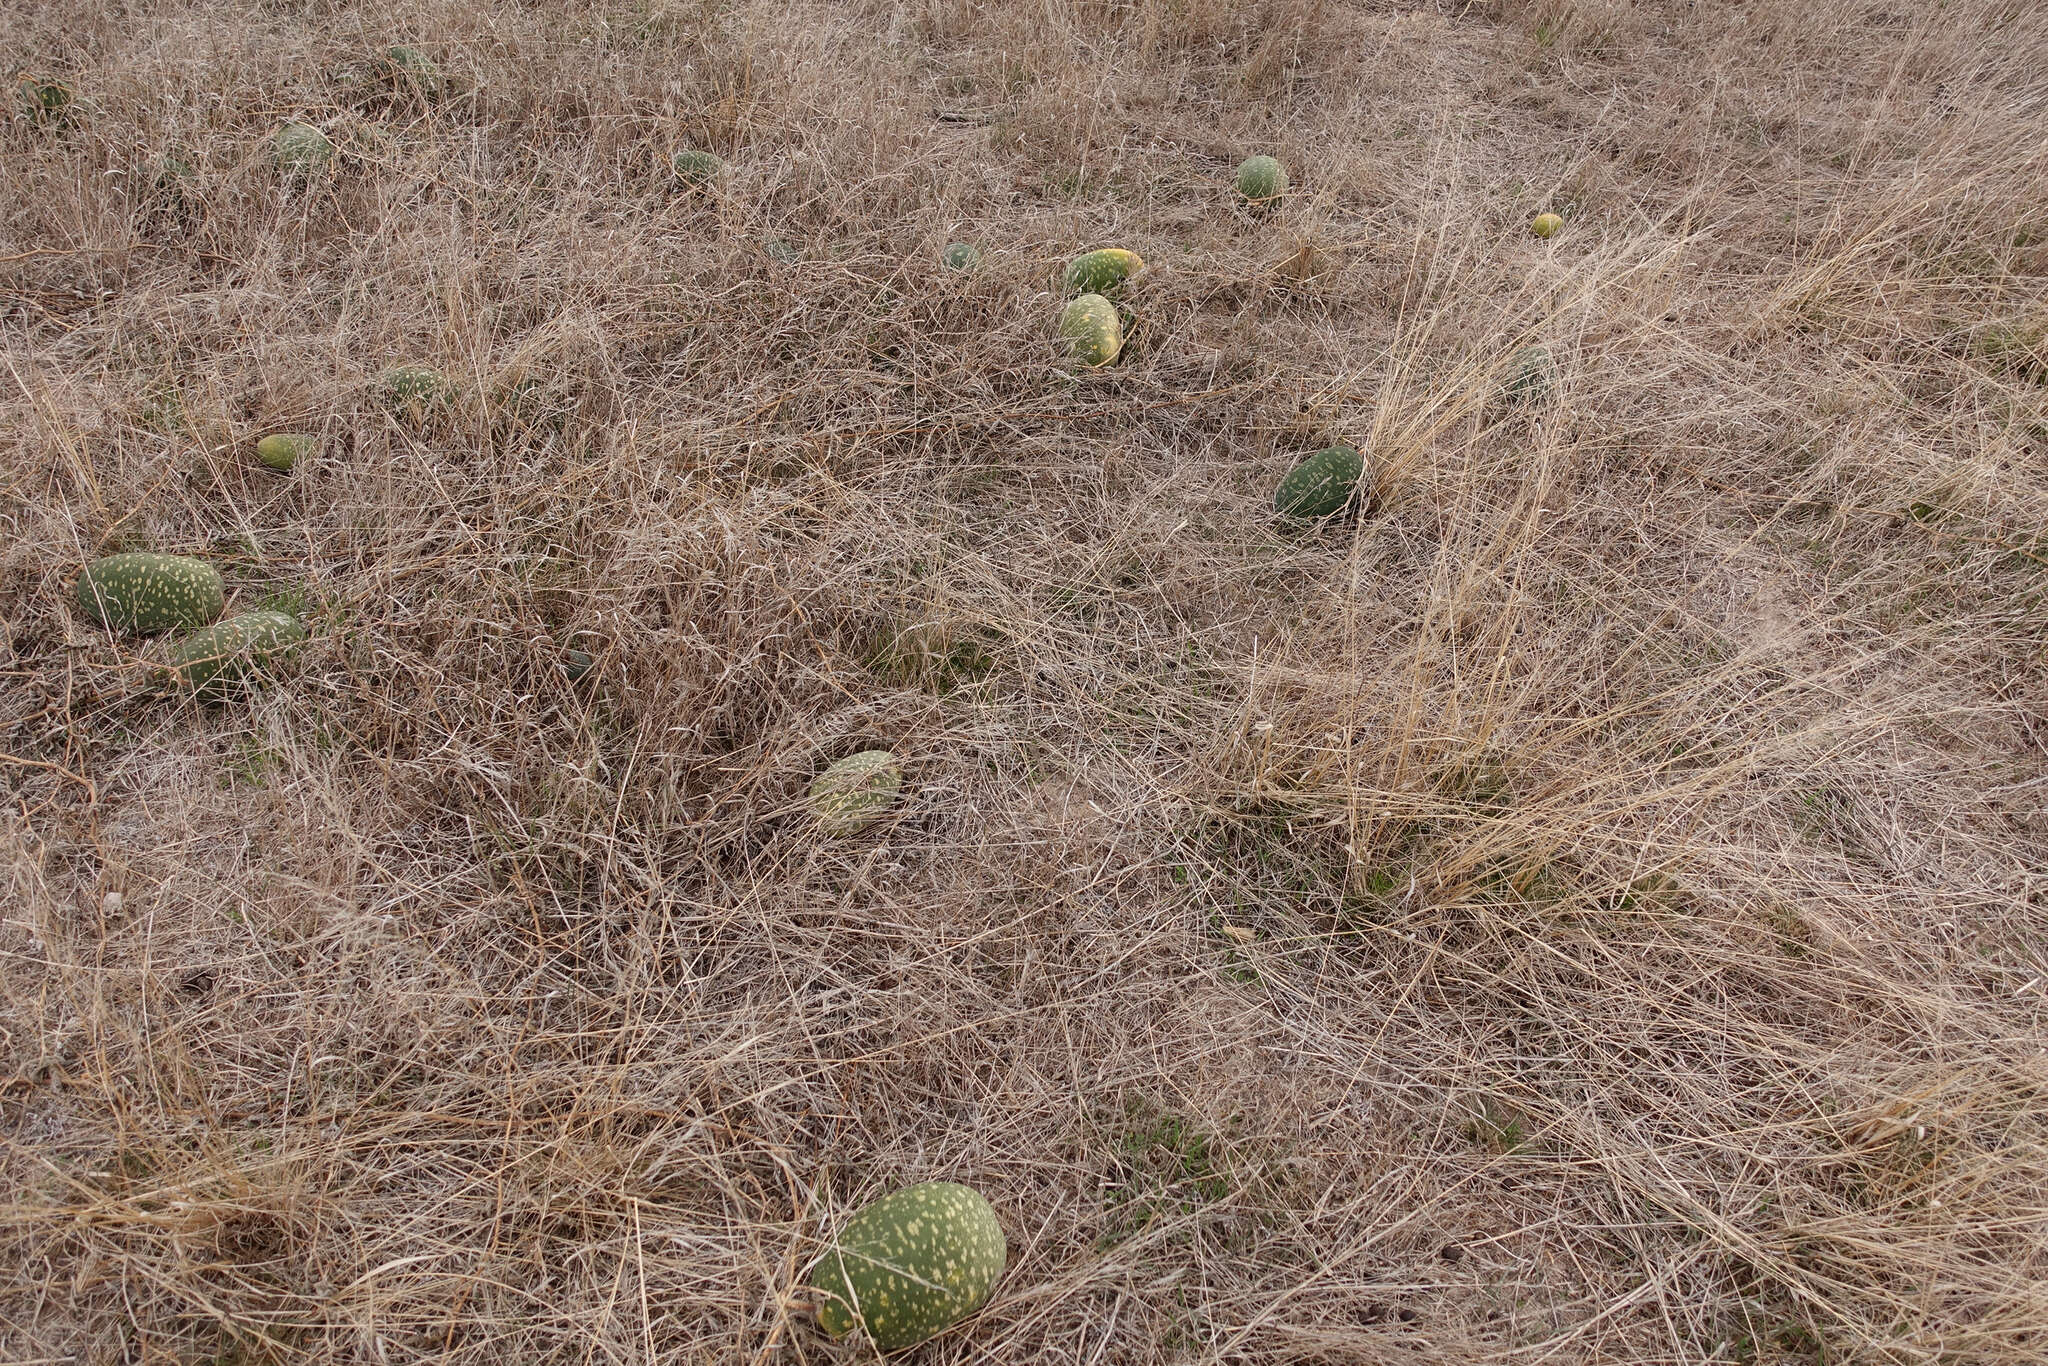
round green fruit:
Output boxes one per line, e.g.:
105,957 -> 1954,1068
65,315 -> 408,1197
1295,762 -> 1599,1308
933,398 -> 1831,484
17,76 -> 72,125
672,149 -> 724,188
274,121 -> 334,173
1060,248 -> 1143,297
810,1181 -> 1006,1352
77,553 -> 225,635
1501,344 -> 1556,405
381,365 -> 454,418
941,242 -> 981,272
1274,445 -> 1367,519
809,750 -> 903,835
255,433 -> 313,471
164,610 -> 307,697
1531,212 -> 1564,239
1235,154 -> 1288,204
1060,293 -> 1123,368
563,648 -> 596,681
380,46 -> 444,100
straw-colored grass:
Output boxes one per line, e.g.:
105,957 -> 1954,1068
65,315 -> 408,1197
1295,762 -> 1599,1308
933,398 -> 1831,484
5,1 -> 2046,1361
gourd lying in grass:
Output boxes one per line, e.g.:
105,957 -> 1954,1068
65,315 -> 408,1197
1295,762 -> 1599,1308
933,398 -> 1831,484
1501,345 -> 1557,405
256,433 -> 314,471
942,242 -> 981,272
1274,445 -> 1367,519
1060,248 -> 1143,296
1235,155 -> 1288,205
379,46 -> 444,100
672,149 -> 724,188
164,610 -> 306,697
809,750 -> 902,835
809,1182 -> 1006,1352
1531,212 -> 1563,239
381,365 -> 455,420
1060,294 -> 1122,368
275,121 -> 334,173
17,76 -> 72,126
77,553 -> 224,634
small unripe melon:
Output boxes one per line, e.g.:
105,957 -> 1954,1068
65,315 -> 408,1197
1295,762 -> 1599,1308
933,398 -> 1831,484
942,242 -> 981,272
764,237 -> 800,264
164,610 -> 306,697
77,553 -> 225,635
1060,294 -> 1123,368
563,648 -> 596,681
255,433 -> 313,471
381,365 -> 454,418
1274,445 -> 1367,519
17,76 -> 72,125
1060,248 -> 1143,297
810,1181 -> 1006,1352
380,46 -> 444,100
1501,344 -> 1557,405
809,750 -> 903,835
672,149 -> 724,187
1235,155 -> 1288,204
1531,212 -> 1564,239
274,121 -> 334,173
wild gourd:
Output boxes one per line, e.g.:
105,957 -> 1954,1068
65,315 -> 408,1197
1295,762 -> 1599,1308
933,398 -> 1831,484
256,433 -> 314,471
809,750 -> 903,835
809,1182 -> 1006,1352
1060,294 -> 1122,368
77,553 -> 224,635
164,610 -> 306,697
274,121 -> 334,173
1274,445 -> 1367,519
1060,248 -> 1143,296
1235,155 -> 1287,205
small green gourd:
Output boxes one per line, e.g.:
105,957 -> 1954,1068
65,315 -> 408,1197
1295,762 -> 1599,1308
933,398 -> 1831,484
809,750 -> 903,835
810,1182 -> 1006,1351
1274,445 -> 1367,519
77,553 -> 225,635
1235,155 -> 1287,204
673,149 -> 724,187
164,610 -> 307,696
942,242 -> 981,272
274,121 -> 334,174
1060,248 -> 1143,297
255,433 -> 314,471
1060,294 -> 1122,368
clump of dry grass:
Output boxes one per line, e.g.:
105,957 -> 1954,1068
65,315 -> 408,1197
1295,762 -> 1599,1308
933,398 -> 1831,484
4,0 -> 2047,1362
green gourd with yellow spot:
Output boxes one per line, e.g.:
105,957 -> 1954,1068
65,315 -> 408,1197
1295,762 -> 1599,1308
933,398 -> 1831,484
1060,294 -> 1122,368
810,1181 -> 1006,1352
809,750 -> 903,835
1274,445 -> 1366,519
77,553 -> 225,634
274,121 -> 334,173
1060,248 -> 1143,296
164,610 -> 306,696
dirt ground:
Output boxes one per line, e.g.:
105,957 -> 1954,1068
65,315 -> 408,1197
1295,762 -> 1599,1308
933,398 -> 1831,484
4,1 -> 2046,1361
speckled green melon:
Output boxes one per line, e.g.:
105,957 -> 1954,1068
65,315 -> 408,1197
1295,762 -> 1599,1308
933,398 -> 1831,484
77,553 -> 224,635
563,647 -> 596,681
1501,344 -> 1556,405
255,433 -> 314,471
809,750 -> 903,835
764,237 -> 800,264
380,46 -> 444,100
1531,212 -> 1563,239
164,610 -> 306,696
1274,445 -> 1366,519
1060,248 -> 1143,296
941,242 -> 981,272
381,365 -> 454,418
810,1181 -> 1006,1352
1235,155 -> 1288,204
17,76 -> 72,126
1060,294 -> 1123,368
672,149 -> 724,187
274,121 -> 334,173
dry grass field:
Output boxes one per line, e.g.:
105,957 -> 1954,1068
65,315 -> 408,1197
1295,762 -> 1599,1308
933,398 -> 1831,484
5,0 -> 2048,1361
